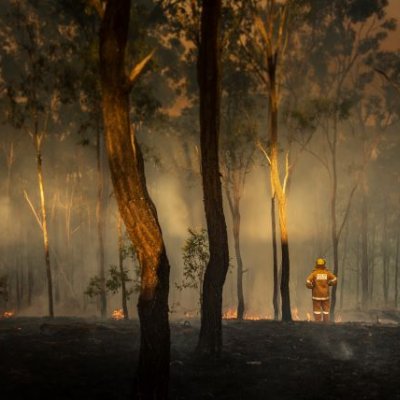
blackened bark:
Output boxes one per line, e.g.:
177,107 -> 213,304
99,1 -> 170,397
197,0 -> 229,355
96,125 -> 107,319
395,228 -> 399,309
382,204 -> 389,307
232,208 -> 244,320
361,188 -> 369,310
118,215 -> 129,320
271,195 -> 279,320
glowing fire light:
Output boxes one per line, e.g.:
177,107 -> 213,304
2,311 -> 14,319
222,308 -> 271,321
292,308 -> 300,321
307,313 -> 312,322
223,308 -> 237,319
335,313 -> 342,323
112,309 -> 124,320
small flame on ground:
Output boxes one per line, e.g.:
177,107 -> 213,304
223,308 -> 237,319
2,311 -> 14,319
335,313 -> 342,323
112,309 -> 124,320
292,308 -> 300,321
307,312 -> 312,322
222,308 -> 271,321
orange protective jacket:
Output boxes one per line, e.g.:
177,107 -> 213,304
306,267 -> 337,300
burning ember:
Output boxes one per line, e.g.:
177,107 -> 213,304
111,309 -> 124,320
2,311 -> 14,319
222,308 -> 271,321
292,308 -> 300,321
223,308 -> 237,319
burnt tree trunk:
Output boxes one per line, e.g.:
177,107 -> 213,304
117,214 -> 129,320
34,133 -> 54,318
395,227 -> 399,309
232,200 -> 244,320
268,57 -> 291,322
382,203 -> 389,307
360,186 -> 369,310
271,194 -> 279,320
99,1 -> 170,397
197,0 -> 230,355
96,124 -> 107,318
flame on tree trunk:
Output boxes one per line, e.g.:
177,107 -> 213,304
197,0 -> 230,355
99,0 -> 170,397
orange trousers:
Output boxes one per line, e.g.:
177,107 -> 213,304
312,299 -> 330,322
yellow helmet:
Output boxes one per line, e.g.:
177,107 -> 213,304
316,258 -> 326,266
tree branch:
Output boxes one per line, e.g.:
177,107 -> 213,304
24,190 -> 43,231
127,49 -> 156,91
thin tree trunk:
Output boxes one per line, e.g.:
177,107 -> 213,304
224,181 -> 245,321
99,1 -> 170,397
197,0 -> 229,355
35,133 -> 54,318
271,194 -> 279,320
118,214 -> 129,320
268,57 -> 291,322
360,183 -> 369,310
395,227 -> 399,309
330,119 -> 339,320
369,224 -> 376,305
96,125 -> 107,318
232,204 -> 244,320
382,203 -> 389,307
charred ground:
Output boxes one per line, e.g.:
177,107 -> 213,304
0,316 -> 399,399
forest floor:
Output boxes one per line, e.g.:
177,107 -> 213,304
0,313 -> 400,400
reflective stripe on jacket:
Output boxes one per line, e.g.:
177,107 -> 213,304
306,267 -> 337,300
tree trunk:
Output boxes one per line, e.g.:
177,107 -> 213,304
232,205 -> 244,320
360,187 -> 369,310
35,133 -> 54,318
96,125 -> 107,318
271,194 -> 279,320
382,203 -> 389,307
395,227 -> 399,309
269,59 -> 291,322
197,0 -> 229,355
329,120 -> 339,320
369,224 -> 376,305
99,1 -> 170,397
118,214 -> 129,320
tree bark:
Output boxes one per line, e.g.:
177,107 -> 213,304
395,227 -> 399,309
35,133 -> 54,318
268,57 -> 292,322
117,214 -> 129,320
233,205 -> 244,320
197,0 -> 230,355
271,194 -> 279,320
96,123 -> 107,318
360,185 -> 369,310
382,203 -> 389,307
99,1 -> 170,397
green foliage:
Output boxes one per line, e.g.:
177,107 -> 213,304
106,266 -> 135,299
177,228 -> 209,293
84,275 -> 103,298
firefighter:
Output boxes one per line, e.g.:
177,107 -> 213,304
306,258 -> 337,322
